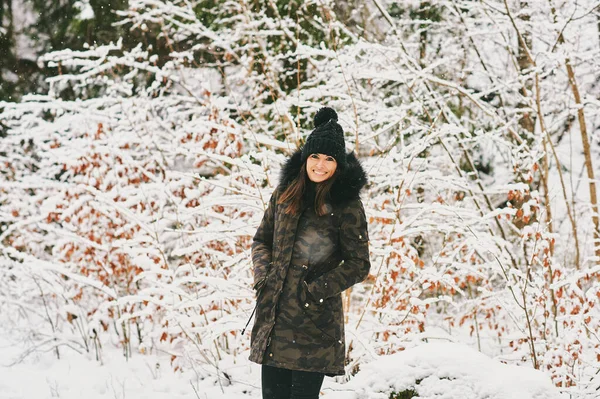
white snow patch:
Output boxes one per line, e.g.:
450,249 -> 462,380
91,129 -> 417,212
322,342 -> 563,399
74,1 -> 95,20
0,332 -> 564,399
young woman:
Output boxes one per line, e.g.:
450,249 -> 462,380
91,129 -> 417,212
248,107 -> 371,398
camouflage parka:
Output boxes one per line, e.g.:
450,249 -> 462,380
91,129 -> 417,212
248,149 -> 371,376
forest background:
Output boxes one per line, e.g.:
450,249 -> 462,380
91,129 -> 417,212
2,0 -> 600,397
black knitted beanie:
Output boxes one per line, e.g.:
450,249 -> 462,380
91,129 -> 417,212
301,107 -> 346,169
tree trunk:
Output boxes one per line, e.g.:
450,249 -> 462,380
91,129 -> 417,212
565,61 -> 600,261
550,5 -> 600,263
516,1 -> 535,134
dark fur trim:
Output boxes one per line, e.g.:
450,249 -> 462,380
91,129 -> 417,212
279,149 -> 368,206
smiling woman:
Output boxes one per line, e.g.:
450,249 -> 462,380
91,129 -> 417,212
248,107 -> 371,399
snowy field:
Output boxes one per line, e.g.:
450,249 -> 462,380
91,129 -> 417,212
0,330 -> 564,399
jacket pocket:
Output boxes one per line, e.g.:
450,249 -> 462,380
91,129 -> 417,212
297,275 -> 339,342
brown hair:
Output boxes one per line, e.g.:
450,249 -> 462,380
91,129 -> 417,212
278,163 -> 337,216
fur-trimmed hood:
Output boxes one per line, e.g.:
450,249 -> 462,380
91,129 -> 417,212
279,149 -> 368,207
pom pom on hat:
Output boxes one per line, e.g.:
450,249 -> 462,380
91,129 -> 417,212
313,107 -> 338,128
301,107 -> 346,169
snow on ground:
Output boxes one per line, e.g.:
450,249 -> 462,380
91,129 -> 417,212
0,332 -> 563,399
0,333 -> 261,399
321,342 -> 564,399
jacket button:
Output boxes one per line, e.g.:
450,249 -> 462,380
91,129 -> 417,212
304,303 -> 309,307
269,353 -> 273,357
302,265 -> 308,269
319,299 -> 323,303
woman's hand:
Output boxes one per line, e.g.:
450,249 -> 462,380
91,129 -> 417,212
253,276 -> 267,292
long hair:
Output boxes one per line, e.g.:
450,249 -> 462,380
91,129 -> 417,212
278,162 -> 337,216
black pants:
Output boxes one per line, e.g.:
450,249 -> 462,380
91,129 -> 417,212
261,364 -> 325,399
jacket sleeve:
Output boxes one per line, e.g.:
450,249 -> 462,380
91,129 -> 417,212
306,199 -> 371,301
251,189 -> 278,290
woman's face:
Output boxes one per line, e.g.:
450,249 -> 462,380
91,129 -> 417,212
306,153 -> 337,183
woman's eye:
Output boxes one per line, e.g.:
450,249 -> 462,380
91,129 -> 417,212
326,157 -> 335,162
310,154 -> 319,159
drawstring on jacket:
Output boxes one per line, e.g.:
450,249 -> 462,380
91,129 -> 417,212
241,301 -> 259,335
242,277 -> 267,335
